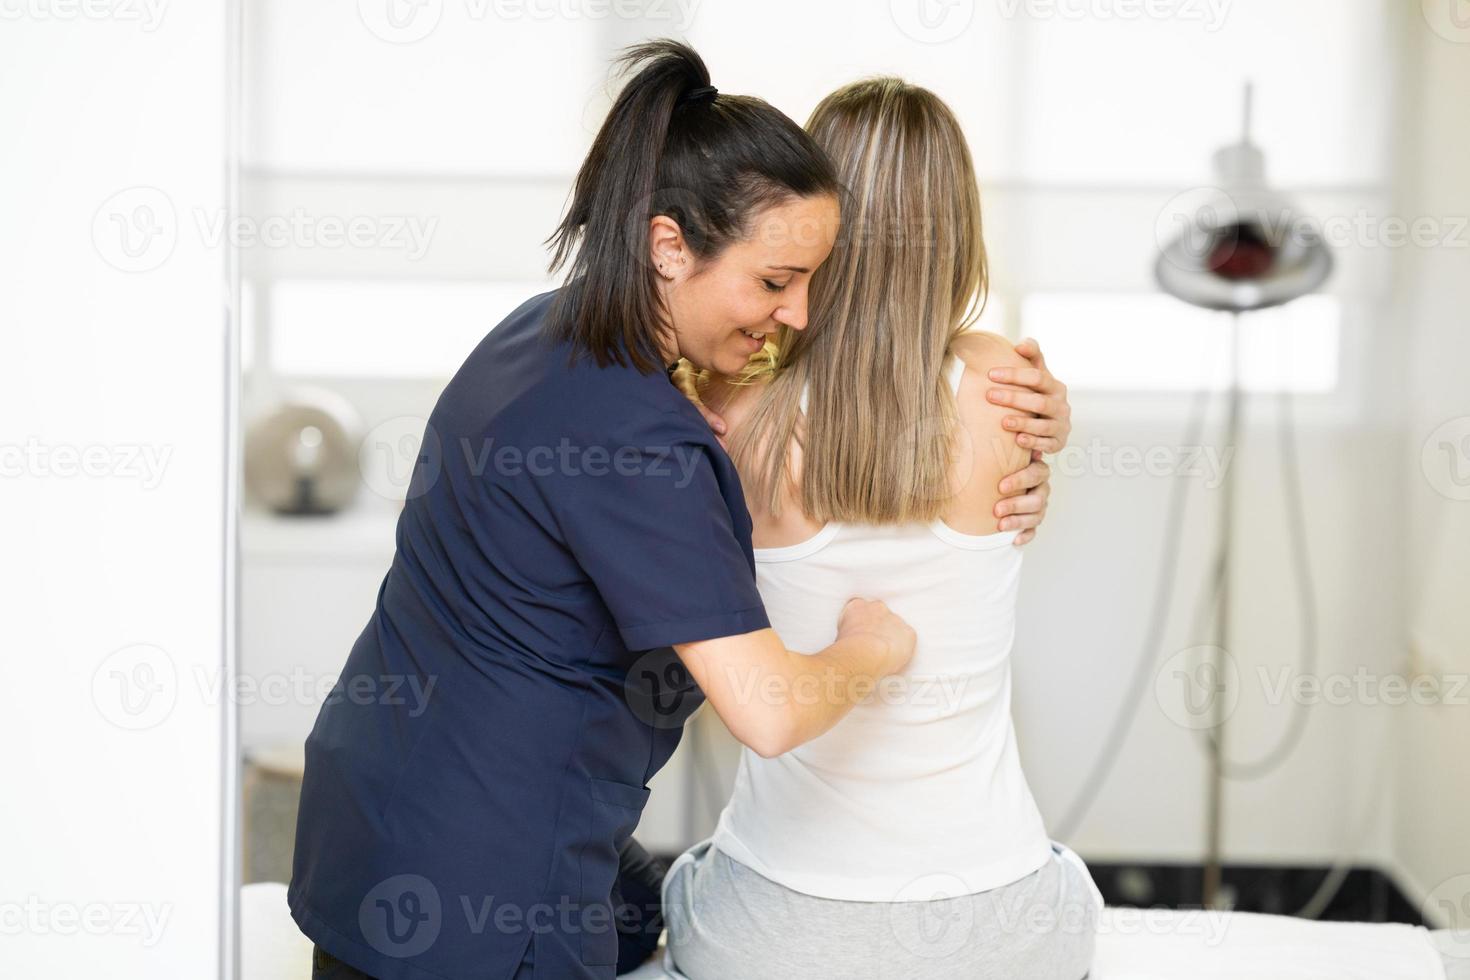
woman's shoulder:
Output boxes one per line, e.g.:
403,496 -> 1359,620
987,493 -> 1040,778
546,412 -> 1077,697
948,331 -> 1034,428
950,330 -> 1030,376
940,331 -> 1034,534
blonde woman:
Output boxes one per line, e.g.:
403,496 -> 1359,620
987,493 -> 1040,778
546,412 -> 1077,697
661,79 -> 1101,979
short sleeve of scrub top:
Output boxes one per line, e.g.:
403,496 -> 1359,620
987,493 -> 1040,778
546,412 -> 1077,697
547,414 -> 770,651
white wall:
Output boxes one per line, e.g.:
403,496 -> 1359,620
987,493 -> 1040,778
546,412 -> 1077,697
1394,0 -> 1470,928
0,3 -> 236,976
230,0 -> 1463,902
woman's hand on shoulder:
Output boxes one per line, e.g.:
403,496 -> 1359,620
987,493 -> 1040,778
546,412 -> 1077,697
984,337 -> 1072,455
953,333 -> 1072,546
988,336 -> 1072,545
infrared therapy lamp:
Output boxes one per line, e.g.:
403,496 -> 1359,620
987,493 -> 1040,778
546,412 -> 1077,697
1153,84 -> 1333,910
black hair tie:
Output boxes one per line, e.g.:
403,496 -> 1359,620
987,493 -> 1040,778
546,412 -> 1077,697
680,84 -> 718,105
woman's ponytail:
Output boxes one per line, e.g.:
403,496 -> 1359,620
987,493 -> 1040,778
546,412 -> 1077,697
546,39 -> 839,374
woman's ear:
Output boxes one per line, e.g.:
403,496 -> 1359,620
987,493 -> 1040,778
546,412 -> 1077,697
648,214 -> 687,283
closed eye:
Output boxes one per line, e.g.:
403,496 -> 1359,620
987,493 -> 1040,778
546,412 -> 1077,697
761,278 -> 787,293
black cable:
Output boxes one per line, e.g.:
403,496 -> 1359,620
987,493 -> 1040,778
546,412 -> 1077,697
1052,323 -> 1332,917
1197,386 -> 1319,781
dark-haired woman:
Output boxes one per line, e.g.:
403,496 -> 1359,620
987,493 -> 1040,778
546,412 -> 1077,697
288,41 -> 1068,980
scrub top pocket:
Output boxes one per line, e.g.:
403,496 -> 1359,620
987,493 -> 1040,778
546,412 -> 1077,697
579,776 -> 652,966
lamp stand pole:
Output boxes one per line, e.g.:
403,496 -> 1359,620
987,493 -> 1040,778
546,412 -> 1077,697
1203,310 -> 1243,910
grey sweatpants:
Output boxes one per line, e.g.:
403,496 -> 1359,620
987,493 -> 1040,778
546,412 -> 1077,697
662,837 -> 1101,980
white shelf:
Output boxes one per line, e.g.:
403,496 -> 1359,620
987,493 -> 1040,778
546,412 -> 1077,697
241,499 -> 401,560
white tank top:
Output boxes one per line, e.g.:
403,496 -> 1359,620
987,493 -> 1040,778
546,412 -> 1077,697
709,354 -> 1053,901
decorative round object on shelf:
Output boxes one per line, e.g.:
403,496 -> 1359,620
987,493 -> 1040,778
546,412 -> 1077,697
244,388 -> 363,515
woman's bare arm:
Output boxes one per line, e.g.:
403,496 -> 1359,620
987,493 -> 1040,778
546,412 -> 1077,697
946,332 -> 1039,535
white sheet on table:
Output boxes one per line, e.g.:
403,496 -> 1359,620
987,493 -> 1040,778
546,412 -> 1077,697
1091,907 -> 1446,980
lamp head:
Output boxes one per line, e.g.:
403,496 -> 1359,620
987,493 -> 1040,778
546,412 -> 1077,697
1155,86 -> 1333,312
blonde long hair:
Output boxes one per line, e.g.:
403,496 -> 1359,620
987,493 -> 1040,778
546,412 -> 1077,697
726,77 -> 988,523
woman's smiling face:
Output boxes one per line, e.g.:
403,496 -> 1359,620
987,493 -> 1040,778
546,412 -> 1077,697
652,193 -> 841,377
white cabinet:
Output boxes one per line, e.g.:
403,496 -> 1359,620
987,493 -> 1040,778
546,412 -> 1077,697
240,504 -> 398,752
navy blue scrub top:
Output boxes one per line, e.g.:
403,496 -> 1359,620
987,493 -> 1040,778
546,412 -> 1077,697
288,288 -> 770,980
